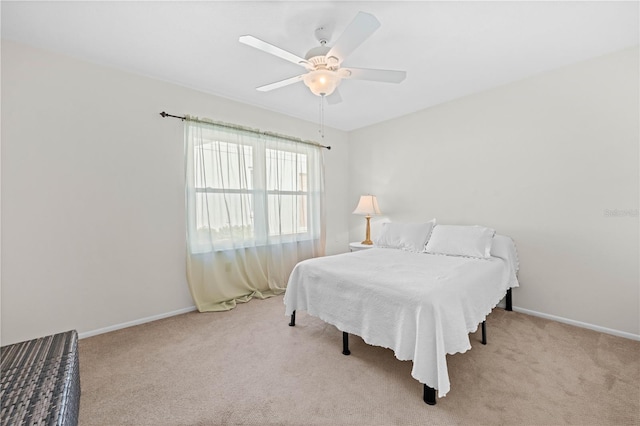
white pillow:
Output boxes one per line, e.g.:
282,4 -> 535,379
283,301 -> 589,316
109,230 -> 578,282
375,219 -> 436,253
424,225 -> 495,259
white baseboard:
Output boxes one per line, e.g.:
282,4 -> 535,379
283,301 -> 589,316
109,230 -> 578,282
78,305 -> 197,339
77,304 -> 639,342
512,306 -> 640,341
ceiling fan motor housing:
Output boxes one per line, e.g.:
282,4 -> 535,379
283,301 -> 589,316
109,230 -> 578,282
305,45 -> 339,69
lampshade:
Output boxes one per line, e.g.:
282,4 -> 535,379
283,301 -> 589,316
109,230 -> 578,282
352,195 -> 381,216
302,69 -> 341,96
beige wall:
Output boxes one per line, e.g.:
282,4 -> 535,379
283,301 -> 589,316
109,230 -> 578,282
0,40 -> 350,345
348,47 -> 639,337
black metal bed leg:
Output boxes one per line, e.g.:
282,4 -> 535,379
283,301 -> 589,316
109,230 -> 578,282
423,385 -> 436,405
342,332 -> 351,356
289,311 -> 296,326
481,321 -> 487,345
506,288 -> 512,311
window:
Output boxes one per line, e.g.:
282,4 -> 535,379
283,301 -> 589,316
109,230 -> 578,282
185,120 -> 324,253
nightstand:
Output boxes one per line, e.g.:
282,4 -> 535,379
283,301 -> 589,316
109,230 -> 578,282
349,242 -> 376,252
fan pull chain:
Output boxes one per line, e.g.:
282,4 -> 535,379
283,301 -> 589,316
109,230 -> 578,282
319,95 -> 325,140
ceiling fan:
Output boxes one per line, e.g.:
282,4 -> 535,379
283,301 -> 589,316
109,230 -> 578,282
239,11 -> 406,104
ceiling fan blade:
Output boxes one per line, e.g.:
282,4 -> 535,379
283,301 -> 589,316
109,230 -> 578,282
239,35 -> 309,67
343,67 -> 406,83
256,75 -> 304,92
326,12 -> 381,63
325,88 -> 342,105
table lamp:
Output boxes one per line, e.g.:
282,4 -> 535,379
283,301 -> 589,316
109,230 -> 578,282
352,195 -> 382,245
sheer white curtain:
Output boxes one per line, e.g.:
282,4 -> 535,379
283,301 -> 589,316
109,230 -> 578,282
184,118 -> 325,311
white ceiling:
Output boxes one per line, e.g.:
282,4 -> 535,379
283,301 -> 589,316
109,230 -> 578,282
2,1 -> 638,131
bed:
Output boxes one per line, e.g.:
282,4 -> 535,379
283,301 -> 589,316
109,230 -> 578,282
283,225 -> 519,405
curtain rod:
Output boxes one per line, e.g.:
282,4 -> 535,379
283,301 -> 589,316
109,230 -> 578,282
159,111 -> 331,150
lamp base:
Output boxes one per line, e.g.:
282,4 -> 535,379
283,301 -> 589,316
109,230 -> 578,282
361,215 -> 374,245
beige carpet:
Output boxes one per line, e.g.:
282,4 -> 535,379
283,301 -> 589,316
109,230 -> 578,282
78,295 -> 640,425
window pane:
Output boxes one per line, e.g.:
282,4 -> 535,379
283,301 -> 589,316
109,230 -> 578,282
195,141 -> 253,190
195,192 -> 254,242
266,149 -> 307,192
267,194 -> 308,236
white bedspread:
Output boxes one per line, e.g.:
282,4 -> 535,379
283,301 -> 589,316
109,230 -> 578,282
283,244 -> 519,397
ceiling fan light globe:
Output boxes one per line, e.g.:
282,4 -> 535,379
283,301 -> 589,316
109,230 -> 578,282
303,70 -> 340,96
